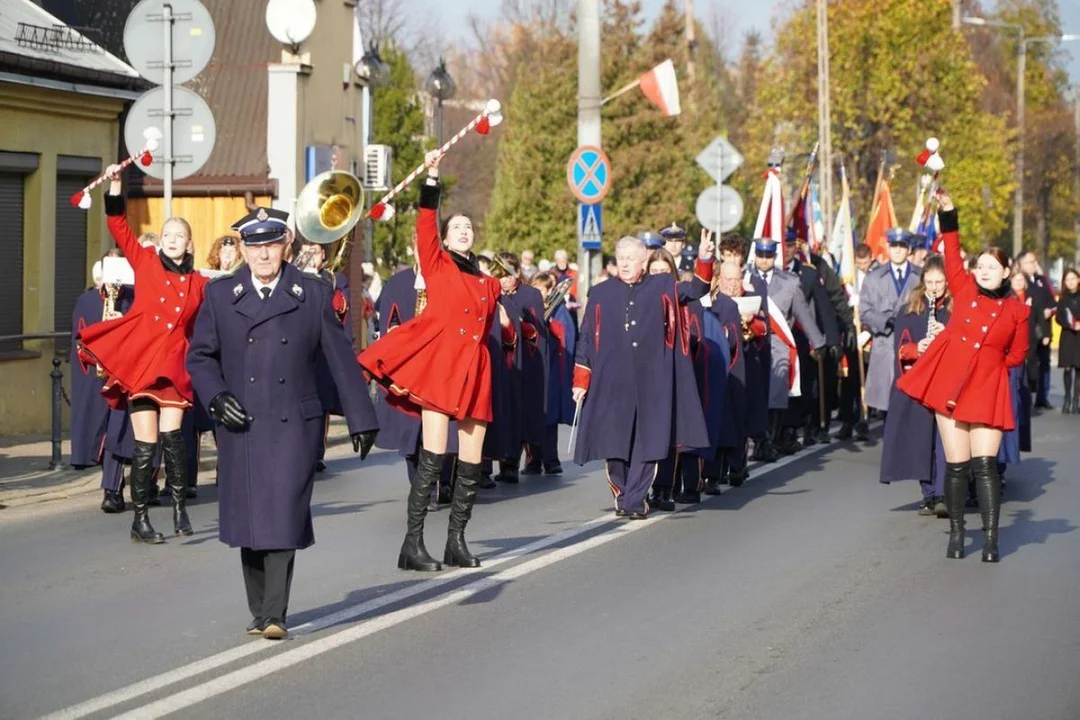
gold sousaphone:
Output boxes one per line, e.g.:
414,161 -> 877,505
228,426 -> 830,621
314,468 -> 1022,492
293,170 -> 366,272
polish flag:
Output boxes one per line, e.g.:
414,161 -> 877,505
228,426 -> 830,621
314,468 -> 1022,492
639,59 -> 681,117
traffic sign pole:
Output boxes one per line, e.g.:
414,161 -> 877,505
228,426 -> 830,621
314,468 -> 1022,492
162,2 -> 174,218
577,0 -> 601,301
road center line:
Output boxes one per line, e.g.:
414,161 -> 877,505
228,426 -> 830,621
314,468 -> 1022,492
41,432 -> 861,720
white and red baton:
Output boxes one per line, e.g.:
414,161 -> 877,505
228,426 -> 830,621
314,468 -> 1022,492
369,99 -> 503,221
70,127 -> 163,210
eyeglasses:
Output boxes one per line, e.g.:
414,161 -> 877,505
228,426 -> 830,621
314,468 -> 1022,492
222,238 -> 237,247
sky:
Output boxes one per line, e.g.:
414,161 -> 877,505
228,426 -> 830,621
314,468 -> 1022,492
442,0 -> 1080,85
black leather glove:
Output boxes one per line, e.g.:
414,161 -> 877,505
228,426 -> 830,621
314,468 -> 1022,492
352,430 -> 378,461
209,391 -> 249,432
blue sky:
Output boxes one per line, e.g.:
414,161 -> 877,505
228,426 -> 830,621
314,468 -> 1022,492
443,0 -> 1080,85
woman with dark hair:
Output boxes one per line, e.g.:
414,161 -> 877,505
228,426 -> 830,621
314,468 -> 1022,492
359,151 -> 514,572
1057,268 -> 1080,413
206,234 -> 241,272
880,254 -> 952,517
897,190 -> 1031,562
77,164 -> 208,543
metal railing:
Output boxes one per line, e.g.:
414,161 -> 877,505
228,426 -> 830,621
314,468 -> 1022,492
0,332 -> 72,469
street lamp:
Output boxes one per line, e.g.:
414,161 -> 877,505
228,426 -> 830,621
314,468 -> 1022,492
354,40 -> 391,89
425,58 -> 456,148
963,16 -> 1080,256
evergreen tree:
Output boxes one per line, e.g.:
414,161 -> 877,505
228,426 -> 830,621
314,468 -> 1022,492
371,44 -> 431,272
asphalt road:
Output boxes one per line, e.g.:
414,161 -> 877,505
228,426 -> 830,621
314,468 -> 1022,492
2,402 -> 1079,720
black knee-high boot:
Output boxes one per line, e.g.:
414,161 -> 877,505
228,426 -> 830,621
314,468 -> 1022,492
130,440 -> 165,544
160,430 -> 193,536
1064,368 -> 1075,414
445,459 -> 482,568
971,456 -> 1001,563
399,448 -> 443,571
944,460 -> 970,559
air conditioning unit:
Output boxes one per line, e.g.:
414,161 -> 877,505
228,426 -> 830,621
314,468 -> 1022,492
363,144 -> 392,192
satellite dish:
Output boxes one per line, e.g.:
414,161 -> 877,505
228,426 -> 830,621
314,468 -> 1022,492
266,0 -> 317,47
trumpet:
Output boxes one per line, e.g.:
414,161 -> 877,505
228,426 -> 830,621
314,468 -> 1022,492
293,171 -> 366,272
741,315 -> 754,343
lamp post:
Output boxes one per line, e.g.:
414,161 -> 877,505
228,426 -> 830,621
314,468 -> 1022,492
963,17 -> 1079,256
426,58 -> 456,150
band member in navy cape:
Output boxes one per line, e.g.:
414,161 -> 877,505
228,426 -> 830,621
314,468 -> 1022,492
640,241 -> 716,507
374,263 -> 456,505
704,260 -> 764,491
573,236 -> 711,519
998,272 -> 1034,478
296,239 -> 354,471
880,254 -> 951,516
527,272 -> 576,475
187,206 -> 378,640
494,252 -> 548,483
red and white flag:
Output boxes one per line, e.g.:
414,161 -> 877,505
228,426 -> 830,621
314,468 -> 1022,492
639,59 -> 681,117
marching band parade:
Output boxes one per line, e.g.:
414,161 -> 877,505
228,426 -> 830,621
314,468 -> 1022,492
8,2 -> 1080,717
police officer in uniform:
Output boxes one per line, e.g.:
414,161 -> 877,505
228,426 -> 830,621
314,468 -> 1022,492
187,207 -> 378,640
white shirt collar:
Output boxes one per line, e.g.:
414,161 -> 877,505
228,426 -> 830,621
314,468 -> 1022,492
890,261 -> 909,276
251,271 -> 282,297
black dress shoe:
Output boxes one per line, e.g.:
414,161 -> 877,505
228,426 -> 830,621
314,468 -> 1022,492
649,488 -> 676,512
854,421 -> 870,442
814,427 -> 831,444
614,508 -> 628,518
246,617 -> 266,636
495,467 -> 519,484
101,489 -> 125,514
185,486 -> 198,500
543,463 -> 563,475
934,496 -> 948,519
478,474 -> 497,489
673,490 -> 701,504
520,464 -> 542,476
801,427 -> 818,447
729,469 -> 748,487
703,479 -> 723,496
315,459 -> 327,473
917,497 -> 935,516
836,423 -> 854,440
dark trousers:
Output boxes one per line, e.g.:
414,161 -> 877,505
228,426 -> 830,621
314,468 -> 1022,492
654,448 -> 701,494
525,424 -> 561,470
99,452 -> 126,491
1037,343 -> 1052,404
605,420 -> 656,512
838,347 -> 865,425
241,548 -> 296,623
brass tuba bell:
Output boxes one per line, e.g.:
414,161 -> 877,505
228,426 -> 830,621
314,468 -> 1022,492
294,171 -> 366,246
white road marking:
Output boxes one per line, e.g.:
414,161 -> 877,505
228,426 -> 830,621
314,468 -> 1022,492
41,432 -> 864,720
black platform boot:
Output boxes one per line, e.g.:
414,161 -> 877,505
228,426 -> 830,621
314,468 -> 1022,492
130,440 -> 165,544
971,456 -> 1001,563
944,460 -> 969,559
160,430 -> 193,536
399,448 -> 443,571
444,459 -> 482,568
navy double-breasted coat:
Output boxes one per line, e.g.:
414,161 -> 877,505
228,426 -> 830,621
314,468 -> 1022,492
187,264 -> 378,550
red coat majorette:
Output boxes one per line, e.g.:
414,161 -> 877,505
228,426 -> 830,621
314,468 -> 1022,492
359,182 -> 507,422
897,209 -> 1030,430
77,195 -> 208,409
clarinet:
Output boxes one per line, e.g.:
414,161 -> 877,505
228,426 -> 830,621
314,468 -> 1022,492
927,290 -> 937,339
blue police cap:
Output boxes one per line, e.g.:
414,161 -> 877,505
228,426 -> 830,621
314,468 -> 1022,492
753,237 -> 778,255
231,206 -> 290,245
638,230 -> 665,249
784,227 -> 799,242
660,222 -> 686,240
886,227 -> 913,247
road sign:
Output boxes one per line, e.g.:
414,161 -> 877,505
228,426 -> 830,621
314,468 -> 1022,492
567,145 -> 612,204
695,185 -> 744,234
123,0 -> 216,85
125,87 -> 217,180
695,136 -> 743,184
579,203 -> 602,250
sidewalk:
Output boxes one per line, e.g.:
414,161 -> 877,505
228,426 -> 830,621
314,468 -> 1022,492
0,419 -> 354,509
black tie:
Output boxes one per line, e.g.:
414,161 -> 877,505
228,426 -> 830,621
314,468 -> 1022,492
260,287 -> 271,301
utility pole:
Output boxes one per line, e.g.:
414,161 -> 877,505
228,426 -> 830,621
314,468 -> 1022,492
953,0 -> 961,31
816,0 -> 834,240
1015,35 -> 1027,258
1074,85 -> 1079,266
578,0 -> 602,299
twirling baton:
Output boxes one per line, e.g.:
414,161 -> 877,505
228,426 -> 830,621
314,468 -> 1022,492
70,127 -> 163,210
368,99 -> 504,222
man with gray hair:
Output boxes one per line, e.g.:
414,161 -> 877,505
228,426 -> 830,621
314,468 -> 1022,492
571,235 -> 711,519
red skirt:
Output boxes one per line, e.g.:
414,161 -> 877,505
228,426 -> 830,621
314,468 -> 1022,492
79,344 -> 192,411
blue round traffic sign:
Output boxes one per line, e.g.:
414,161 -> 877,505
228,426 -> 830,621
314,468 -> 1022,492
567,145 -> 612,204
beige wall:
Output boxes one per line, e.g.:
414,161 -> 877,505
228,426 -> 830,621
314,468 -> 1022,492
0,82 -> 124,436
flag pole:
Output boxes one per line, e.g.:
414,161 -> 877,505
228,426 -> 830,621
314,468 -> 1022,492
600,78 -> 642,106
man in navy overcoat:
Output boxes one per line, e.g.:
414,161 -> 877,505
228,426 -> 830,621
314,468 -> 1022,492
187,207 -> 378,640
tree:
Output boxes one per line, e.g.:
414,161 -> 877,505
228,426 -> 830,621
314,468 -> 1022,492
743,0 -> 1015,250
370,44 -> 431,272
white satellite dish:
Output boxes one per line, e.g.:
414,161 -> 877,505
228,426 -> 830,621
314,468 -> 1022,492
265,0 -> 317,48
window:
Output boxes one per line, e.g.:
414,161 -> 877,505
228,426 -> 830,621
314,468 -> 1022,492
0,172 -> 25,354
54,156 -> 100,355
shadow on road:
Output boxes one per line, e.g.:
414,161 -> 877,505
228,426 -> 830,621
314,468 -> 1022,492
997,509 -> 1077,558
